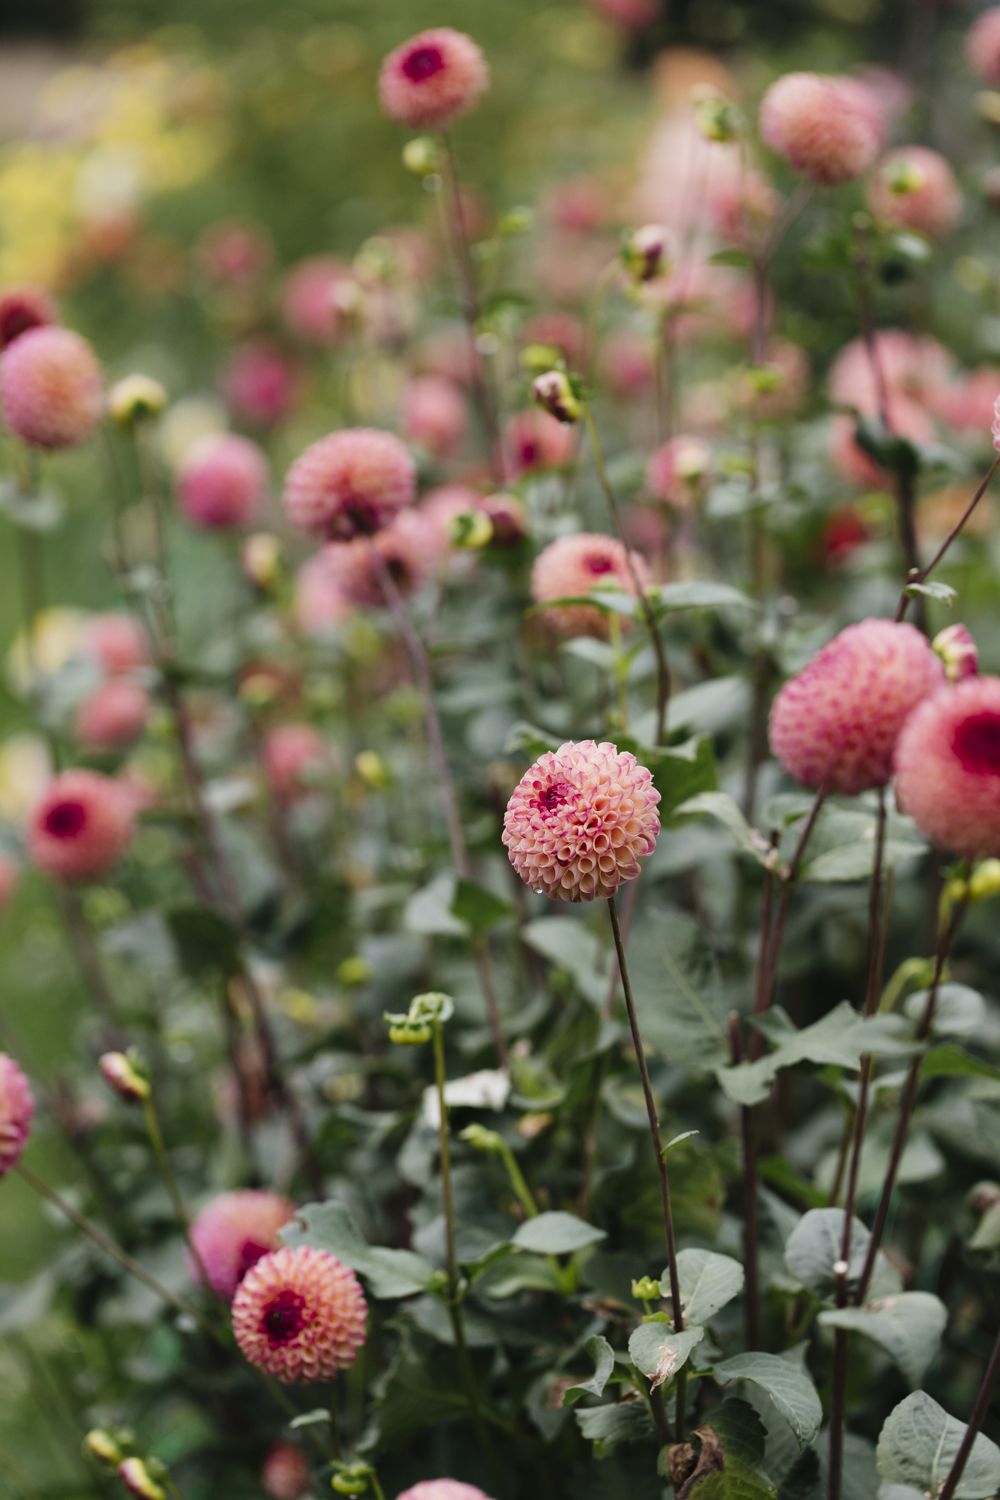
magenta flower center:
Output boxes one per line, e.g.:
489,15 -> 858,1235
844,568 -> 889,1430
44,800 -> 88,839
401,44 -> 446,83
0,301 -> 41,347
262,1288 -> 307,1345
238,1238 -> 272,1278
334,490 -> 380,538
519,439 -> 538,466
585,553 -> 614,575
539,780 -> 573,815
952,711 -> 1000,775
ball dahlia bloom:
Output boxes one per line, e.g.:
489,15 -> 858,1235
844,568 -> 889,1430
74,678 -> 150,752
27,770 -> 136,882
769,619 -> 943,796
396,1485 -> 495,1500
760,72 -> 883,185
0,1052 -> 34,1177
0,285 -> 57,349
967,6 -> 1000,84
646,435 -> 712,507
224,341 -> 298,429
262,1442 -> 311,1500
322,510 -> 439,607
895,677 -> 1000,858
281,256 -> 355,346
84,613 -> 149,674
503,740 -> 660,902
503,409 -> 577,477
262,723 -> 328,803
231,1244 -> 367,1383
379,29 -> 489,129
401,375 -> 468,458
283,428 -> 416,542
1,326 -> 103,449
190,1190 -> 296,1300
531,532 -> 650,639
178,433 -> 267,531
868,147 -> 962,239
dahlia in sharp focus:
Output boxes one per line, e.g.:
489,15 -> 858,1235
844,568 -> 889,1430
531,532 -> 650,640
868,147 -> 962,239
27,770 -> 136,882
759,72 -> 883,185
231,1244 -> 367,1382
0,285 -> 57,349
190,1190 -> 296,1300
178,433 -> 267,531
379,29 -> 489,130
396,1484 -> 496,1500
503,740 -> 661,902
282,428 -> 416,542
967,6 -> 1000,84
769,619 -> 944,796
1,326 -> 103,449
895,677 -> 1000,858
0,1052 -> 34,1178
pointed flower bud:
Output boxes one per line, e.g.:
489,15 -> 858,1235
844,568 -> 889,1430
84,1430 -> 122,1467
117,1458 -> 166,1500
99,1050 -> 151,1103
621,224 -> 670,284
933,623 -> 979,683
532,369 -> 581,425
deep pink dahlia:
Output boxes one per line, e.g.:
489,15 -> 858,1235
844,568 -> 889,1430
282,429 -> 416,542
531,532 -> 650,640
379,28 -> 489,130
74,678 -> 149,752
0,285 -> 57,349
502,740 -> 661,902
231,1244 -> 367,1382
224,340 -> 298,429
190,1189 -> 295,1300
868,147 -> 962,239
178,433 -> 267,531
967,6 -> 1000,84
27,770 -> 136,882
760,72 -> 883,185
396,1484 -> 495,1500
1,326 -> 103,449
503,409 -> 577,477
895,676 -> 1000,858
769,619 -> 943,796
0,1052 -> 34,1177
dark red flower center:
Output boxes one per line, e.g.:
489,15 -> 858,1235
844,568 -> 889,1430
585,553 -> 614,575
44,800 -> 87,839
332,491 -> 381,539
238,1238 -> 272,1278
262,1288 -> 307,1346
401,44 -> 445,83
0,300 -> 43,349
519,440 -> 539,467
952,711 -> 1000,775
539,780 -> 572,815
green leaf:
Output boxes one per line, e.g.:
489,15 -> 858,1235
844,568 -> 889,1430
282,1202 -> 435,1299
0,1273 -> 53,1334
675,792 -> 772,867
713,1354 -> 823,1447
921,1044 -> 1000,1084
673,1248 -> 745,1325
166,907 -> 241,978
905,579 -> 956,605
819,1292 -> 947,1386
404,872 -> 465,937
628,1323 -> 704,1388
646,580 -> 758,617
969,1202 -> 1000,1251
522,916 -> 607,1007
512,1211 -> 606,1256
802,837 -> 925,883
711,1399 -> 768,1467
877,1391 -> 1000,1498
688,1462 -> 777,1500
904,984 -> 984,1037
450,878 -> 514,937
563,1335 -> 616,1405
626,907 -> 731,1071
575,1399 -> 654,1452
785,1208 -> 900,1303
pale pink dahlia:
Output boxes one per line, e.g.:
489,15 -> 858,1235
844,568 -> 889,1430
503,409 -> 577,477
190,1189 -> 295,1300
769,619 -> 943,796
178,433 -> 267,531
224,340 -> 298,429
283,429 -> 416,542
396,1484 -> 495,1500
281,256 -> 354,346
262,1442 -> 311,1500
503,740 -> 661,902
379,29 -> 489,130
84,613 -> 149,674
760,72 -> 883,185
401,375 -> 468,458
531,532 -> 650,640
74,679 -> 149,752
27,770 -> 135,882
868,147 -> 962,239
967,6 -> 1000,84
1,326 -> 103,449
895,677 -> 1000,858
262,723 -> 328,803
0,285 -> 57,349
231,1244 -> 367,1383
646,435 -> 712,507
0,1052 -> 34,1177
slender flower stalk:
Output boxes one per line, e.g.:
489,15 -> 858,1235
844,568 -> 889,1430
141,1090 -> 213,1294
937,1323 -> 1000,1500
893,455 -> 1000,623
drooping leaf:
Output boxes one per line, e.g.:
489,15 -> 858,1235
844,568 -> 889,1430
904,984 -> 985,1038
522,916 -> 607,1007
404,872 -> 465,937
819,1292 -> 947,1386
563,1335 -> 616,1405
675,792 -> 772,867
282,1201 -> 435,1299
717,1006 -> 917,1109
713,1354 -> 823,1447
876,1390 -> 1000,1498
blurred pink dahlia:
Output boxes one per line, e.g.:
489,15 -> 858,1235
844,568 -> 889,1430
321,509 -> 439,607
479,491 -> 528,546
281,256 -> 355,346
967,6 -> 1000,84
0,285 -> 57,349
196,219 -> 273,288
379,28 -> 489,129
646,435 -> 712,507
868,147 -> 962,238
190,1189 -> 295,1300
84,613 -> 149,674
283,428 -> 416,542
262,1442 -> 311,1500
262,723 -> 328,803
178,433 -> 267,531
401,374 -> 468,458
531,532 -> 650,639
769,619 -> 943,796
27,770 -> 136,882
1,326 -> 103,449
503,408 -> 577,477
232,1244 -> 367,1383
895,676 -> 1000,858
224,340 -> 298,429
396,1485 -> 495,1500
760,72 -> 883,184
503,740 -> 660,902
74,678 -> 150,752
0,1052 -> 34,1178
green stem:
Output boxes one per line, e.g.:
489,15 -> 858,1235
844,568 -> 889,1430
142,1093 -> 213,1294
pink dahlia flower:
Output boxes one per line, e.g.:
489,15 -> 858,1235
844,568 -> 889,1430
868,147 -> 962,239
281,256 -> 355,346
0,285 -> 57,349
760,72 -> 883,185
262,723 -> 328,803
1,326 -> 103,449
933,623 -> 979,684
646,435 -> 712,507
588,0 -> 657,28
829,395 -> 935,490
283,428 -> 416,542
503,740 -> 661,902
74,678 -> 150,752
0,1052 -> 34,1177
178,433 -> 267,531
769,619 -> 943,796
262,1442 -> 311,1500
321,510 -> 439,608
294,555 -> 351,637
224,340 -> 298,429
503,409 -> 577,477
232,1244 -> 367,1383
396,1485 -> 495,1500
531,532 -> 650,639
827,330 -> 953,415
196,219 -> 273,288
401,374 -> 468,458
84,613 -> 149,674
931,367 -> 1000,434
967,6 -> 1000,84
27,770 -> 136,882
190,1189 -> 296,1300
895,677 -> 1000,858
379,29 -> 489,130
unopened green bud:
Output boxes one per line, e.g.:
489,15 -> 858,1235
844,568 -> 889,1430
533,369 -> 581,425
969,859 -> 1000,903
336,955 -> 371,987
402,136 -> 440,178
460,1123 -> 504,1154
84,1430 -> 121,1466
622,224 -> 669,284
99,1049 -> 150,1103
449,509 -> 493,550
631,1276 -> 662,1301
355,750 -> 390,789
497,206 -> 533,237
108,375 -> 167,426
387,1021 -> 432,1046
692,86 -> 744,143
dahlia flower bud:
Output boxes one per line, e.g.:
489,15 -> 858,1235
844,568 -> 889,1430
117,1458 -> 166,1500
531,532 -> 650,640
283,428 -> 416,542
1,326 -> 103,449
27,770 -> 135,882
178,433 -> 267,531
232,1244 -> 367,1382
969,859 -> 1000,903
355,750 -> 390,791
760,72 -> 882,185
692,86 -> 744,143
769,619 -> 944,796
631,1276 -> 662,1301
396,1485 -> 495,1500
0,1052 -> 34,1178
261,1443 -> 310,1500
0,285 -> 57,349
84,1429 -> 122,1466
107,374 -> 167,426
532,369 -> 581,425
402,136 -> 441,178
99,1050 -> 150,1104
622,224 -> 670,284
868,147 -> 962,239
379,29 -> 489,130
646,435 -> 712,507
189,1189 -> 296,1300
894,676 -> 1000,858
242,532 -> 282,591
502,740 -> 661,902
479,492 -> 528,546
933,623 -> 979,683
75,678 -> 150,752
968,6 -> 1000,84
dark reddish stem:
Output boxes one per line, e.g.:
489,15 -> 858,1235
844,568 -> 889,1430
938,1322 -> 1000,1500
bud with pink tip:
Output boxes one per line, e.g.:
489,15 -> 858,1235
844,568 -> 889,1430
532,369 -> 581,425
232,1244 -> 367,1382
967,6 -> 1000,84
532,532 -> 650,640
262,1442 -> 311,1500
479,492 -> 528,546
0,1052 -> 34,1178
27,770 -> 136,882
769,619 -> 943,796
933,623 -> 979,683
1,326 -> 103,449
99,1050 -> 151,1104
75,679 -> 150,752
0,285 -> 57,349
190,1189 -> 296,1299
760,72 -> 883,185
895,676 -> 1000,858
868,147 -> 962,239
178,433 -> 267,531
283,428 -> 416,542
379,29 -> 489,130
117,1458 -> 166,1500
622,224 -> 670,284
